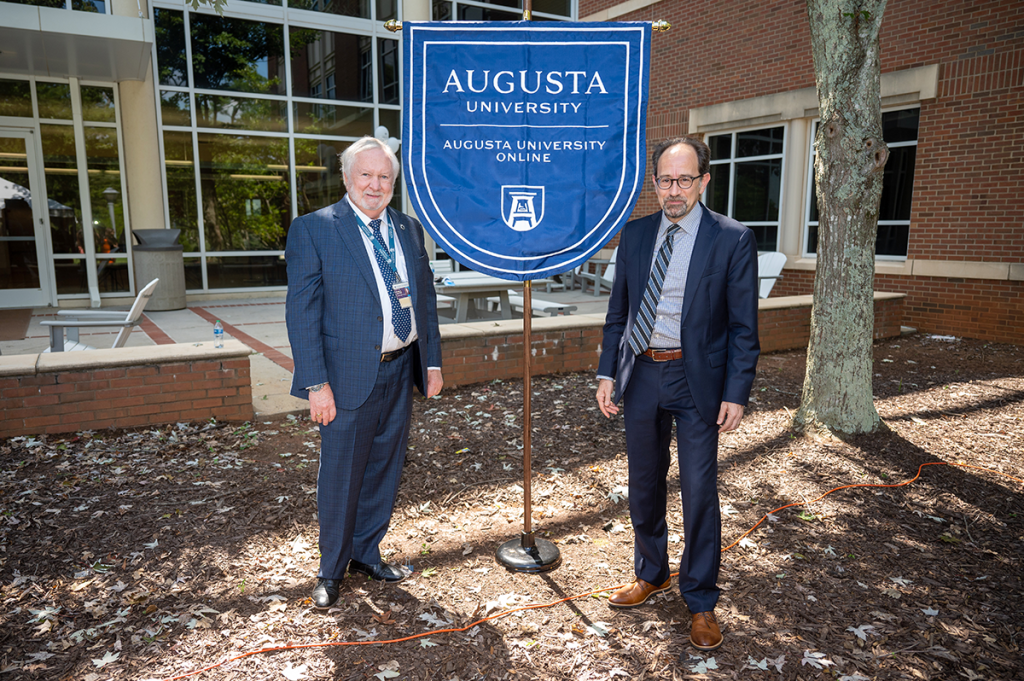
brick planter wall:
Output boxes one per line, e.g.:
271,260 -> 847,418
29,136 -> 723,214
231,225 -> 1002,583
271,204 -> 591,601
0,340 -> 253,438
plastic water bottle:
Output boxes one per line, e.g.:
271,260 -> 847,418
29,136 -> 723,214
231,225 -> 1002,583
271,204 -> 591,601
213,320 -> 224,348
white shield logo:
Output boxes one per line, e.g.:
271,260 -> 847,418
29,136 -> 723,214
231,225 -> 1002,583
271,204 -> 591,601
501,185 -> 545,232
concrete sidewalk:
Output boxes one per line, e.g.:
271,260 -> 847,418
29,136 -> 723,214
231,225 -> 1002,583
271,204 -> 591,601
1,286 -> 610,418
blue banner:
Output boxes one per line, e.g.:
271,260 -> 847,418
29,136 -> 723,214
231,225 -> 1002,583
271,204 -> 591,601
403,22 -> 651,281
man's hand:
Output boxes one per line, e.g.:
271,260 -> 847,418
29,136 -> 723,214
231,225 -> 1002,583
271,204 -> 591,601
426,369 -> 444,398
309,383 -> 337,426
596,379 -> 619,418
717,401 -> 745,432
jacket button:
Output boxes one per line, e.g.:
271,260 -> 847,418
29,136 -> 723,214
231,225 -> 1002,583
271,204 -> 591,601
374,345 -> 381,350
378,316 -> 383,322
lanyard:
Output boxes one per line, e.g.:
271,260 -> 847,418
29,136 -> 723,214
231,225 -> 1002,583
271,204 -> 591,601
355,214 -> 402,282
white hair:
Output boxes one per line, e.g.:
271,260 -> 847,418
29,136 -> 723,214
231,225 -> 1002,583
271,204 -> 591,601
339,136 -> 400,186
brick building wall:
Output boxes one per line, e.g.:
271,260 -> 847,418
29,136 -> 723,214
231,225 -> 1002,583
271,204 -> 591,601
580,0 -> 1023,343
0,342 -> 254,438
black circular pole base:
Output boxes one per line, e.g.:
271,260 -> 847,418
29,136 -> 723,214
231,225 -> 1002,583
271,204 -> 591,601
495,532 -> 562,573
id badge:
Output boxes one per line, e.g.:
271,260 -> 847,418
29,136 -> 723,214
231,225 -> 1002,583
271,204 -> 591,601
393,281 -> 412,309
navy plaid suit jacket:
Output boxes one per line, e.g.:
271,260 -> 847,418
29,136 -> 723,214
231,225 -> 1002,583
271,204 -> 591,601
285,198 -> 442,410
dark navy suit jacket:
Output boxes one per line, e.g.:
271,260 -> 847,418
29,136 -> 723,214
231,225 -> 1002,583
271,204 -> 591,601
285,198 -> 442,410
597,205 -> 760,425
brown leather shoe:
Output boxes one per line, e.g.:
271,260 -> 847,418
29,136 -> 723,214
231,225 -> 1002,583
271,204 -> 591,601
690,611 -> 723,650
608,578 -> 671,609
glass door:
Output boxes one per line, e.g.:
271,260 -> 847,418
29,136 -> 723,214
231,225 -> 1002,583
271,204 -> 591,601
0,129 -> 51,308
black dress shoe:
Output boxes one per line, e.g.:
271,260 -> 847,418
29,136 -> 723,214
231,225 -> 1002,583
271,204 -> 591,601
311,578 -> 342,609
348,560 -> 412,583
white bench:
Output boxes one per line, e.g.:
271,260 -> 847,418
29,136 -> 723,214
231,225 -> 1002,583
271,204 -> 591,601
486,291 -> 577,317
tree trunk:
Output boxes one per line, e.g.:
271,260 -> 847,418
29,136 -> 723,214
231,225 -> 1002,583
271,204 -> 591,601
794,0 -> 889,436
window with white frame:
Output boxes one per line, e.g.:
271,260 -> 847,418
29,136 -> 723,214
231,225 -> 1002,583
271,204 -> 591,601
705,126 -> 785,252
803,107 -> 919,258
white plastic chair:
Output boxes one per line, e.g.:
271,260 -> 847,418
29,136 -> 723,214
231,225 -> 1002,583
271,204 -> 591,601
757,252 -> 787,298
41,278 -> 160,352
578,246 -> 618,296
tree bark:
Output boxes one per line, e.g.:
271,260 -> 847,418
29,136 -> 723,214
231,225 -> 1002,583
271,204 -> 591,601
794,0 -> 889,436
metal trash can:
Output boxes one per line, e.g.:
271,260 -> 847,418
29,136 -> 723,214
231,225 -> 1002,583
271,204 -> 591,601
132,229 -> 186,311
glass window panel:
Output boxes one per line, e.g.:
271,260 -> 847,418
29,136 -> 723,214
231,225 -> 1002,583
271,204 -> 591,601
736,127 -> 784,157
733,158 -> 781,223
750,226 -> 778,253
190,15 -> 286,96
0,136 -> 41,290
706,164 -> 729,215
808,173 -> 819,222
154,9 -> 188,87
376,0 -> 397,21
81,86 -> 116,122
84,127 -> 124,252
709,134 -> 731,160
533,0 -> 570,16
457,5 -> 520,20
378,38 -> 399,105
37,83 -> 73,120
432,0 -> 452,20
378,109 -> 400,140
806,225 -> 818,253
163,131 -> 200,252
293,102 -> 373,136
96,256 -> 130,292
876,225 -> 910,257
287,0 -> 369,19
485,0 -> 519,9
0,80 -> 33,118
161,91 -> 192,126
207,255 -> 287,288
183,257 -> 203,289
879,145 -> 916,221
54,258 -> 89,295
5,0 -> 65,7
290,29 -> 372,103
294,138 -> 346,216
239,0 -> 281,6
197,133 -> 292,252
72,0 -> 105,12
882,108 -> 919,144
41,124 -> 83,254
195,94 -> 288,132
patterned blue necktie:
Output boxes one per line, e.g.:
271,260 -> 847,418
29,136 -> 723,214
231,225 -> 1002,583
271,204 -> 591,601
369,219 -> 411,342
628,223 -> 681,355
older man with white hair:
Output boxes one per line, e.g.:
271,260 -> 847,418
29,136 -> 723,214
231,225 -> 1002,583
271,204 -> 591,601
286,135 -> 444,609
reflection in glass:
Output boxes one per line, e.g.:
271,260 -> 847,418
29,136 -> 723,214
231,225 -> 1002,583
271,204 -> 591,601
37,83 -> 73,120
709,134 -> 731,161
41,124 -> 83,254
207,255 -> 287,288
458,5 -> 519,20
184,257 -> 203,289
239,0 -> 281,6
376,0 -> 397,21
0,136 -> 41,290
734,158 -> 781,223
155,9 -> 188,87
161,91 -> 192,126
195,94 -> 288,132
736,127 -> 784,158
378,108 -> 400,140
54,258 -> 89,294
0,80 -> 33,118
289,28 -> 373,103
96,257 -> 130,292
287,0 -> 369,19
432,0 -> 451,20
883,108 -> 920,144
295,138 -> 346,216
706,165 -> 730,215
197,133 -> 292,251
72,0 -> 105,12
533,0 -> 571,16
6,0 -> 65,7
190,14 -> 286,96
81,86 -> 116,123
85,127 -> 124,252
879,145 -> 916,222
293,102 -> 373,136
378,39 -> 399,105
163,131 -> 200,252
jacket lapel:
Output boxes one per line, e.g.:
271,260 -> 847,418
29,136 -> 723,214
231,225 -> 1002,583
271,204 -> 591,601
679,204 -> 720,326
333,198 -> 382,295
634,213 -> 661,298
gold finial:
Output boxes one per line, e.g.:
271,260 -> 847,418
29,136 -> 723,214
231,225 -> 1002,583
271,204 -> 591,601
522,9 -> 532,20
652,19 -> 671,32
384,19 -> 402,32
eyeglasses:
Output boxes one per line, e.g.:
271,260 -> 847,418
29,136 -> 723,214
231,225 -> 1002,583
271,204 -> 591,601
654,175 -> 703,190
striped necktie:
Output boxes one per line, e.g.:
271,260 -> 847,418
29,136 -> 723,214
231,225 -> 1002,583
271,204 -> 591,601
628,223 -> 681,355
369,219 -> 412,342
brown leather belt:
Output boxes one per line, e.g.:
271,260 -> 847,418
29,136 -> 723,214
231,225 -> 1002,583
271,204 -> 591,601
642,347 -> 682,362
381,345 -> 410,363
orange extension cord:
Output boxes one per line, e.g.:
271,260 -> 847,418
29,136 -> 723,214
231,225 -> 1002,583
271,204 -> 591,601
160,461 -> 1022,681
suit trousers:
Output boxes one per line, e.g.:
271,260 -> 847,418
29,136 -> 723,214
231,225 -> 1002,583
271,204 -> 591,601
316,351 -> 413,579
623,354 -> 721,613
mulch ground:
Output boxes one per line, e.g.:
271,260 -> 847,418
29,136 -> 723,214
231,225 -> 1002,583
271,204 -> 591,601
1,333 -> 1022,681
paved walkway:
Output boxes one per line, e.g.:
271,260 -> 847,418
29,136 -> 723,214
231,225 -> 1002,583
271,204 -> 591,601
1,286 -> 610,418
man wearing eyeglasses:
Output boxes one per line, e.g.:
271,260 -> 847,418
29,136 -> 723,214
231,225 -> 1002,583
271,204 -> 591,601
595,136 -> 760,652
